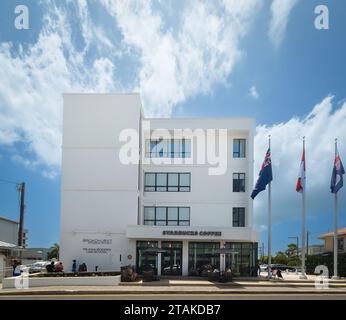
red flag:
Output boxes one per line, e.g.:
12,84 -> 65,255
296,146 -> 306,193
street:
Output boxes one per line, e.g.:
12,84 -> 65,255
0,293 -> 346,300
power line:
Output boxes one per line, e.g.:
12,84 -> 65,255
0,178 -> 20,186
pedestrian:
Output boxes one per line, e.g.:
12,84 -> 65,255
46,261 -> 55,273
256,261 -> 261,277
277,269 -> 283,279
72,260 -> 77,273
55,262 -> 64,272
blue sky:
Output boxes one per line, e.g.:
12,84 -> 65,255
0,0 -> 345,254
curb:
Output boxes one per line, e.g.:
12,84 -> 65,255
0,289 -> 345,296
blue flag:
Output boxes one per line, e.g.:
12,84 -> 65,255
251,148 -> 273,199
330,150 -> 345,194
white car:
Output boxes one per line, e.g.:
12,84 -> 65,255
28,261 -> 50,273
260,264 -> 268,272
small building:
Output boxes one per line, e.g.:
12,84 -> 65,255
0,216 -> 28,248
0,241 -> 19,282
318,228 -> 346,253
307,244 -> 324,255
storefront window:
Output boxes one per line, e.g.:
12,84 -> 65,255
224,242 -> 258,276
188,242 -> 220,275
136,241 -> 158,274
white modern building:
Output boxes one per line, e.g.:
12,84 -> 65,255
60,93 -> 259,276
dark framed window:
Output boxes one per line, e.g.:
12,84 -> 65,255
144,173 -> 191,192
338,238 -> 344,251
145,139 -> 191,158
144,207 -> 190,226
233,139 -> 246,158
233,173 -> 245,192
233,208 -> 245,227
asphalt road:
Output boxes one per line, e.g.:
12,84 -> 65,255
0,293 -> 346,300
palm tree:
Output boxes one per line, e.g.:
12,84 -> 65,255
47,243 -> 59,260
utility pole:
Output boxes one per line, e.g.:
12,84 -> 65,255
18,182 -> 25,247
306,231 -> 309,257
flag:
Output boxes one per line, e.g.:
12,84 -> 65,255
330,148 -> 345,194
296,147 -> 306,193
251,148 -> 273,199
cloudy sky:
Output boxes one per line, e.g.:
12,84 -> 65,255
0,0 -> 345,253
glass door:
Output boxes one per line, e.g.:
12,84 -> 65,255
136,241 -> 158,275
161,241 -> 183,275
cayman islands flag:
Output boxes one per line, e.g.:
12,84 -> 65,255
331,147 -> 345,194
251,148 -> 273,199
296,146 -> 306,193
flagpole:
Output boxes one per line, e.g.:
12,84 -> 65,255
268,135 -> 272,279
332,138 -> 339,279
300,137 -> 307,279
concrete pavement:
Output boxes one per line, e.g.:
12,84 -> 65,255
1,273 -> 346,298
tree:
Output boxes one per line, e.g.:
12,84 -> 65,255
286,243 -> 298,257
259,256 -> 268,264
47,243 -> 59,260
273,251 -> 288,265
288,255 -> 301,267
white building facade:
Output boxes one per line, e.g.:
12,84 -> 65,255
60,93 -> 259,276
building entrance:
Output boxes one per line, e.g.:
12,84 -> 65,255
161,241 -> 183,276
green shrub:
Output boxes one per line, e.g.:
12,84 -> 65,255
306,252 -> 346,277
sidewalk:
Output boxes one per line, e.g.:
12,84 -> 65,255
1,275 -> 346,296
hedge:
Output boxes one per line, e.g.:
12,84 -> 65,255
306,252 -> 346,277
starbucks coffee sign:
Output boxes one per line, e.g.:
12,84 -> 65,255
162,230 -> 222,236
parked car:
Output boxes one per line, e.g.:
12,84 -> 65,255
260,264 -> 268,272
28,261 -> 50,274
270,264 -> 296,272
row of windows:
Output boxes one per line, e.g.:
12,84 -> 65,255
145,138 -> 246,158
145,173 -> 191,192
144,207 -> 190,226
144,172 -> 246,192
145,139 -> 191,158
143,206 -> 246,227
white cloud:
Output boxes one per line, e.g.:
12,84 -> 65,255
0,0 -> 264,177
253,96 -> 346,229
268,0 -> 299,49
249,85 -> 259,99
103,0 -> 262,116
0,1 -> 119,176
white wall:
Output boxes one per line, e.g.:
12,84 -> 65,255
141,119 -> 255,230
60,94 -> 142,272
0,219 -> 18,245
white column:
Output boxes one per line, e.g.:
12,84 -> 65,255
220,240 -> 226,272
157,240 -> 161,276
182,240 -> 189,276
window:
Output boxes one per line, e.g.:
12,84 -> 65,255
233,173 -> 245,192
144,207 -> 190,226
233,208 -> 245,227
145,139 -> 191,158
338,238 -> 344,251
144,173 -> 156,192
144,173 -> 191,192
156,173 -> 167,192
233,139 -> 246,158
